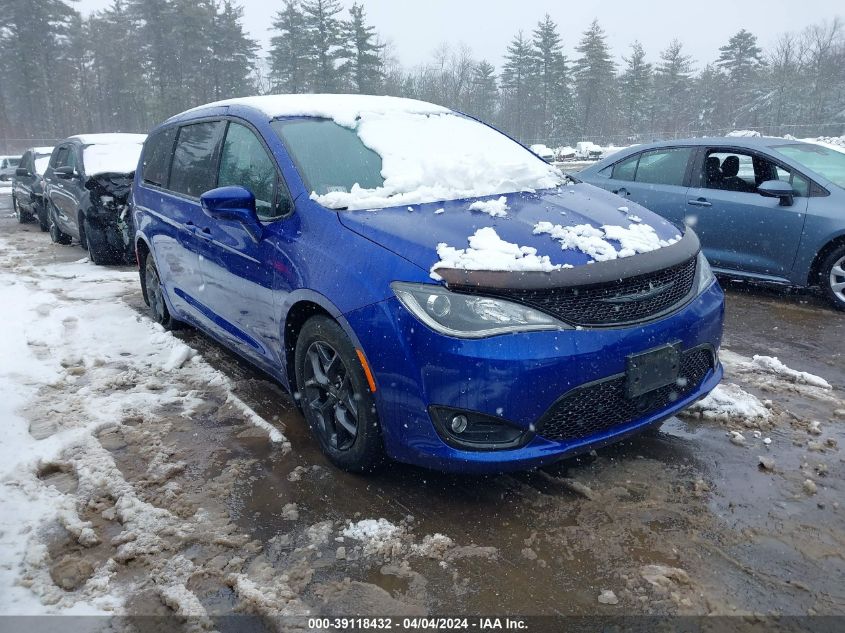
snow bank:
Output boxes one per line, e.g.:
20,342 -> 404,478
430,227 -> 562,280
533,221 -> 680,262
727,130 -> 762,137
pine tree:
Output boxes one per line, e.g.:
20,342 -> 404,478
301,0 -> 346,92
531,14 -> 570,140
500,31 -> 537,141
618,41 -> 652,138
468,60 -> 498,122
573,19 -> 616,138
210,0 -> 258,100
717,29 -> 765,126
269,0 -> 310,93
340,3 -> 383,94
653,39 -> 694,137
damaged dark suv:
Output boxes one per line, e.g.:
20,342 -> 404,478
43,134 -> 146,264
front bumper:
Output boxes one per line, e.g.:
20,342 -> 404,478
345,281 -> 725,473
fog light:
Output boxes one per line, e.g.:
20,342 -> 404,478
429,406 -> 531,451
450,414 -> 469,434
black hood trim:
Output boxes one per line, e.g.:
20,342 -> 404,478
438,229 -> 700,291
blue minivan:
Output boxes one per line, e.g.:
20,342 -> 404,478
579,138 -> 845,310
132,95 -> 724,473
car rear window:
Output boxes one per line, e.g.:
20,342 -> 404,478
169,121 -> 225,197
142,127 -> 178,188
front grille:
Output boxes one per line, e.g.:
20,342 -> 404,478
476,257 -> 698,327
537,347 -> 714,442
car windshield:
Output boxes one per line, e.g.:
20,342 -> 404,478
772,143 -> 845,189
271,112 -> 564,210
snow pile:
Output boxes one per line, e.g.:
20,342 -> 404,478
802,136 -> 845,154
533,221 -> 680,262
342,519 -> 404,558
430,227 -> 562,279
727,130 -> 762,137
686,383 -> 771,422
308,110 -> 563,210
744,355 -> 831,390
468,196 -> 509,217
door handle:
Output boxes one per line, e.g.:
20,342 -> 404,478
688,198 -> 712,207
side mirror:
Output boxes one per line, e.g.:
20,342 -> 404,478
54,165 -> 75,179
15,167 -> 30,178
200,186 -> 263,241
758,180 -> 794,206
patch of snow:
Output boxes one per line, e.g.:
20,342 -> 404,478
468,196 -> 508,217
727,130 -> 762,137
686,383 -> 771,422
434,208 -> 445,215
745,355 -> 831,390
533,222 -> 680,262
430,227 -> 561,279
81,137 -> 145,177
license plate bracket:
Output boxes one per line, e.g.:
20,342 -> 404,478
626,343 -> 681,399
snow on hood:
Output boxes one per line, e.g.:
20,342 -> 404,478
338,183 -> 683,277
75,134 -> 146,177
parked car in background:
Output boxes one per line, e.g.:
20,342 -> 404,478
0,155 -> 22,181
529,143 -> 555,163
579,138 -> 845,311
43,133 -> 146,264
12,146 -> 54,230
133,94 -> 723,474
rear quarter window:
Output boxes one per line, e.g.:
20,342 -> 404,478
142,127 -> 178,188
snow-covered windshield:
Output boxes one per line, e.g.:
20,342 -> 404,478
271,112 -> 564,210
82,142 -> 144,177
773,143 -> 845,189
33,153 -> 51,176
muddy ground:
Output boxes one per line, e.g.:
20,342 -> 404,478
1,189 -> 844,626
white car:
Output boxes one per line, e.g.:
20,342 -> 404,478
0,155 -> 23,181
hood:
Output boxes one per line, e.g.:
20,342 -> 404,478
84,172 -> 134,201
337,183 -> 687,284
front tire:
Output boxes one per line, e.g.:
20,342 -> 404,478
295,316 -> 385,472
821,245 -> 845,311
82,215 -> 121,265
14,196 -> 32,223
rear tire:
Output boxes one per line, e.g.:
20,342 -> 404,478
295,316 -> 385,472
820,245 -> 845,312
48,203 -> 72,245
143,253 -> 181,330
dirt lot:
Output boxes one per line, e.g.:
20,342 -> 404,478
1,188 -> 843,627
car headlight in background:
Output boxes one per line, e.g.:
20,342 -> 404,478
392,282 -> 564,338
696,251 -> 716,294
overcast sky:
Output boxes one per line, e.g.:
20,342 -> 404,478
76,0 -> 841,69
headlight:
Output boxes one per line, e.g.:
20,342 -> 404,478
696,251 -> 715,294
391,282 -> 564,338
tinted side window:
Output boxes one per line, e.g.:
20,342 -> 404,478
218,122 -> 278,219
142,127 -> 177,188
53,146 -> 69,168
169,121 -> 225,197
634,148 -> 693,186
612,154 -> 639,181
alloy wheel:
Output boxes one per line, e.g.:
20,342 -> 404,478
830,254 -> 845,304
302,341 -> 359,451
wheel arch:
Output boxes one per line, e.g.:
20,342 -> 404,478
279,290 -> 366,394
808,232 -> 845,286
